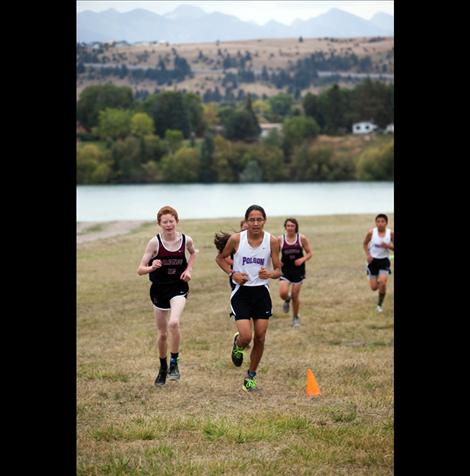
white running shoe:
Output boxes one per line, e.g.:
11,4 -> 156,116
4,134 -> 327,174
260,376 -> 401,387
376,305 -> 383,313
292,316 -> 301,327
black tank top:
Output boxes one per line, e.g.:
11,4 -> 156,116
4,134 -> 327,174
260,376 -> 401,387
281,233 -> 304,273
148,234 -> 188,284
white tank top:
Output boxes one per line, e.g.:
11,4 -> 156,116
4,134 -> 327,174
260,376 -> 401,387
232,230 -> 272,287
369,227 -> 392,259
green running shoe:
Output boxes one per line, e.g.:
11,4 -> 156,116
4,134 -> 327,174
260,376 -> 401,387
242,375 -> 257,392
231,332 -> 244,367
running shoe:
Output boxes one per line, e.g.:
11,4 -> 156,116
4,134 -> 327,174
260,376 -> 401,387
282,297 -> 291,313
376,305 -> 383,313
168,358 -> 180,381
242,375 -> 257,392
154,368 -> 167,386
231,332 -> 244,367
292,315 -> 301,327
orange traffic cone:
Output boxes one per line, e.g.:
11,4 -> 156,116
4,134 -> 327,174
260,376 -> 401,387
306,368 -> 321,397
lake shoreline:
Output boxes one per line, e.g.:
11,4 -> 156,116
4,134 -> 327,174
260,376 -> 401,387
77,212 -> 394,244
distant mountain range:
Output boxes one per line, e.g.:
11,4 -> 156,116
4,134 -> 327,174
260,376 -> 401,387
77,6 -> 394,44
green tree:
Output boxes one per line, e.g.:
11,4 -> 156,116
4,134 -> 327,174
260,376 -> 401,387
130,112 -> 155,137
160,147 -> 200,182
282,116 -> 320,156
110,136 -> 144,182
356,138 -> 394,180
77,84 -> 133,129
199,133 -> 217,182
291,145 -> 334,181
302,92 -> 326,131
143,91 -> 191,138
212,136 -> 236,182
202,103 -> 219,129
323,84 -> 348,134
141,134 -> 167,162
350,79 -> 393,128
96,108 -> 131,140
221,104 -> 260,141
244,144 -> 287,182
77,144 -> 112,184
268,93 -> 294,120
184,92 -> 206,137
164,129 -> 184,153
239,160 -> 263,182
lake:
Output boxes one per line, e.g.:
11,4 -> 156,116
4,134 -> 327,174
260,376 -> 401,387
77,182 -> 394,221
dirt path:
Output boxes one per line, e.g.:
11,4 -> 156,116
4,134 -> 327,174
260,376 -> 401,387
77,220 -> 147,244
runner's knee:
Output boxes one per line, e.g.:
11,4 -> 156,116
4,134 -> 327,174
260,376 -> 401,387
238,332 -> 252,347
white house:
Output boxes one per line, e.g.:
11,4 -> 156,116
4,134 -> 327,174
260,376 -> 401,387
352,121 -> 378,134
385,123 -> 394,134
260,123 -> 283,138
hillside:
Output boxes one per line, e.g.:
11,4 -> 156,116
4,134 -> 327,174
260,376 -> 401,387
77,36 -> 394,99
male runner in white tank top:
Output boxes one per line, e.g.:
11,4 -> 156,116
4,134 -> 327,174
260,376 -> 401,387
363,214 -> 394,312
216,205 -> 281,392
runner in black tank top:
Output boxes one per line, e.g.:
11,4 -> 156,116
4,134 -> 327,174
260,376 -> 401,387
280,232 -> 305,283
149,233 -> 188,285
137,206 -> 197,387
278,218 -> 313,327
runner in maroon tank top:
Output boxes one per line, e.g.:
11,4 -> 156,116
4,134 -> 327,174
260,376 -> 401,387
278,218 -> 312,327
137,206 -> 196,387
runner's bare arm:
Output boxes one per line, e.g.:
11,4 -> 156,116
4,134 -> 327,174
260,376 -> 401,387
265,235 -> 282,279
296,234 -> 313,265
137,238 -> 160,275
363,230 -> 373,262
180,236 -> 196,281
385,231 -> 395,251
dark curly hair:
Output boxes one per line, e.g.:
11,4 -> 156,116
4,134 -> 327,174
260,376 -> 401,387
214,231 -> 233,253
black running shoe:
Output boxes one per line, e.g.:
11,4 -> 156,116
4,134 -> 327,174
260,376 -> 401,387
168,359 -> 180,381
242,375 -> 257,392
154,368 -> 167,386
231,332 -> 244,367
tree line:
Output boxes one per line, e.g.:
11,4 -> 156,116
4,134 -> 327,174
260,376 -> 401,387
77,80 -> 393,184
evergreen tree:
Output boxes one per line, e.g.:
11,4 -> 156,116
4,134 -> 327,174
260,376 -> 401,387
199,133 -> 217,182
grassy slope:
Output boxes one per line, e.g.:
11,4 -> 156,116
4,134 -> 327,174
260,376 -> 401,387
77,213 -> 394,475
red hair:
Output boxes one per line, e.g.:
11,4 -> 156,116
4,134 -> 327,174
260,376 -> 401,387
157,206 -> 179,223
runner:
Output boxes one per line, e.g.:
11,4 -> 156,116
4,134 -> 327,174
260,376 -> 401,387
278,218 -> 312,327
363,214 -> 394,312
137,206 -> 196,386
215,205 -> 281,392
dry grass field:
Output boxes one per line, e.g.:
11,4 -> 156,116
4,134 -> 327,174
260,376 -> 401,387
77,213 -> 394,475
77,36 -> 394,97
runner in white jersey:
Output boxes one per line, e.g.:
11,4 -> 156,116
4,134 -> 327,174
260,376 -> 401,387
363,214 -> 394,313
216,205 -> 281,392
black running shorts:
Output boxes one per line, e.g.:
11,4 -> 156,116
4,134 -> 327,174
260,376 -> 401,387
367,258 -> 391,278
230,285 -> 272,320
280,268 -> 305,284
150,281 -> 189,310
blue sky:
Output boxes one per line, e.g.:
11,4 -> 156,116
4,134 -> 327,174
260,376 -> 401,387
76,1 -> 394,26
